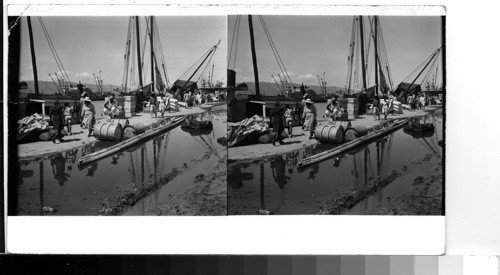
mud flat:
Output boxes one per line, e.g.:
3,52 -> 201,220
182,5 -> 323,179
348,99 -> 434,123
99,147 -> 227,216
154,155 -> 227,216
362,162 -> 443,215
317,157 -> 443,215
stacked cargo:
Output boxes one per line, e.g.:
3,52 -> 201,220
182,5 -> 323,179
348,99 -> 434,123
124,96 -> 136,118
347,97 -> 359,120
169,98 -> 179,112
392,100 -> 403,114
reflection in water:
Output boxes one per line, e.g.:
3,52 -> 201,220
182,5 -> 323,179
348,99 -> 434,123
15,111 -> 226,215
228,115 -> 443,215
16,130 -> 174,215
271,156 -> 289,189
50,154 -> 70,186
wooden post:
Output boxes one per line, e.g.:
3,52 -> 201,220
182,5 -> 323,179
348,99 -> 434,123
27,17 -> 39,96
374,16 -> 379,96
39,161 -> 44,215
135,16 -> 143,88
260,162 -> 265,209
359,16 -> 367,91
248,15 -> 260,99
150,16 -> 154,93
441,15 -> 446,216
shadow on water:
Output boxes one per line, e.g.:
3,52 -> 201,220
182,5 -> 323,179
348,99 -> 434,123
14,111 -> 226,215
227,114 -> 443,215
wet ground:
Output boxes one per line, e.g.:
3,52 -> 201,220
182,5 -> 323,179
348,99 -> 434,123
227,114 -> 443,215
12,107 -> 227,216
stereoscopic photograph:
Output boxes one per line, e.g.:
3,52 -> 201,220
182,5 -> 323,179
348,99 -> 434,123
6,13 -> 445,218
226,15 -> 445,215
7,15 -> 228,216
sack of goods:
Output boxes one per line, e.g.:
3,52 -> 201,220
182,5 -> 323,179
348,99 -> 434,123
169,98 -> 179,112
392,101 -> 403,114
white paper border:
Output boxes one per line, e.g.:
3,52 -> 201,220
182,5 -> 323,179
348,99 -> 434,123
8,216 -> 444,254
5,3 -> 445,255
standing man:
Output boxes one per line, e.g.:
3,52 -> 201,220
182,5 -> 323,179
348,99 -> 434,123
372,96 -> 380,120
81,97 -> 96,137
50,100 -> 65,143
77,81 -> 84,95
270,101 -> 285,146
302,98 -> 317,139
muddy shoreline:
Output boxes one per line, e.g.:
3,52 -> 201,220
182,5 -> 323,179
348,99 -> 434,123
98,153 -> 227,216
97,107 -> 227,216
318,157 -> 443,215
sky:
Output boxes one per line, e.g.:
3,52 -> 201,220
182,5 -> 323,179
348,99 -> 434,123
18,16 -> 227,87
228,15 -> 443,89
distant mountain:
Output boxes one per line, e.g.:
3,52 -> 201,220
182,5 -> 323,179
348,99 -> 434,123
240,82 -> 346,96
19,80 -> 121,94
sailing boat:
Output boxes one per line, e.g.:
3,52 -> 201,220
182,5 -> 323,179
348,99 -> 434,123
345,16 -> 394,98
121,16 -> 169,96
121,16 -> 221,105
393,47 -> 444,103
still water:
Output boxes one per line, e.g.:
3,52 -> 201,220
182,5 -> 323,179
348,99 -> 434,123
13,111 -> 226,215
228,114 -> 443,215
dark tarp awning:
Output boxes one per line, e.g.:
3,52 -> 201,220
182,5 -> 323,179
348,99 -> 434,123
171,80 -> 198,99
393,82 -> 422,102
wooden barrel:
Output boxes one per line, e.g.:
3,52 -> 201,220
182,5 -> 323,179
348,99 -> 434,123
122,125 -> 136,140
94,122 -> 123,141
128,122 -> 146,134
328,120 -> 351,130
106,118 -> 129,128
315,124 -> 344,143
344,125 -> 368,142
150,122 -> 160,130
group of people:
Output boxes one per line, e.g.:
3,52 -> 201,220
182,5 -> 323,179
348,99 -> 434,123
269,92 -> 318,146
182,90 -> 214,108
371,95 -> 395,120
407,93 -> 430,110
48,95 -> 94,143
149,93 -> 172,118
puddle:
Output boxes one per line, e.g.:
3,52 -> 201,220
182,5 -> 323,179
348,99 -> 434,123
227,114 -> 443,215
12,111 -> 226,215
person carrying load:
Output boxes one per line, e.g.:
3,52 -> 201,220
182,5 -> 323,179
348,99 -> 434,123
302,98 -> 317,139
102,93 -> 118,118
62,102 -> 74,135
283,104 -> 294,137
81,97 -> 96,137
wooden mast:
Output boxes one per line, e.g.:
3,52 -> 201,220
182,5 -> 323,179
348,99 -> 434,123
374,16 -> 380,96
406,49 -> 440,93
248,15 -> 260,99
359,16 -> 367,91
441,15 -> 446,216
136,16 -> 143,89
27,16 -> 39,96
177,43 -> 218,95
150,16 -> 154,93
